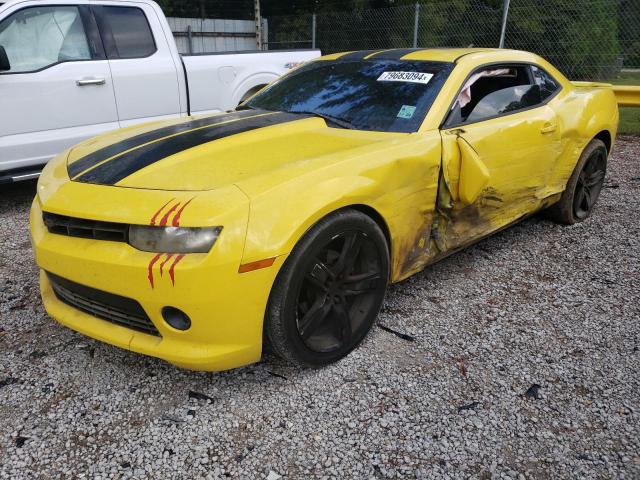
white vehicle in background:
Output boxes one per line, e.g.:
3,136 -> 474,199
0,0 -> 319,183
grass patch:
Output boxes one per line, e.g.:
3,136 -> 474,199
609,70 -> 640,86
619,108 -> 640,135
608,71 -> 640,135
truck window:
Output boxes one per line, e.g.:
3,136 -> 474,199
98,7 -> 156,59
0,6 -> 91,73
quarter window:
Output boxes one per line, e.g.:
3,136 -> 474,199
0,6 -> 91,73
531,65 -> 560,100
100,7 -> 155,59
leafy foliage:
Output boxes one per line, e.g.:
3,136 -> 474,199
504,0 -> 620,79
158,0 -> 635,79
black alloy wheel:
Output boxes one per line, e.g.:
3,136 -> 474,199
265,210 -> 389,367
296,230 -> 384,353
545,138 -> 608,225
573,148 -> 606,220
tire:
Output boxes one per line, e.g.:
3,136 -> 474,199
545,139 -> 607,225
265,209 -> 390,368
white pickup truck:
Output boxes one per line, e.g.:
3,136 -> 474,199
0,0 -> 319,183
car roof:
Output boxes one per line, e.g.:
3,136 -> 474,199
318,48 -> 541,64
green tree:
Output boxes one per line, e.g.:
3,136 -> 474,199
619,0 -> 640,68
503,0 -> 620,79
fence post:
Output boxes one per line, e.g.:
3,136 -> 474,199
187,24 -> 193,55
254,0 -> 262,50
312,13 -> 317,49
262,18 -> 269,50
498,0 -> 510,48
413,2 -> 420,48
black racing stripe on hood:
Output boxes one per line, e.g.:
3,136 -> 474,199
74,112 -> 306,186
67,109 -> 265,178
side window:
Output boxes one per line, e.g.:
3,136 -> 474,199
531,65 -> 560,101
447,65 -> 537,125
0,6 -> 91,73
99,7 -> 156,59
466,85 -> 542,123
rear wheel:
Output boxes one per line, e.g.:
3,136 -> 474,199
546,139 -> 607,225
265,210 -> 389,367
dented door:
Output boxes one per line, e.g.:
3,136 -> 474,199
434,105 -> 561,252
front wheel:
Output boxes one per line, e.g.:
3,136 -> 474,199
265,209 -> 390,367
545,139 -> 607,225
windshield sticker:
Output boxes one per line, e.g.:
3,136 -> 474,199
377,71 -> 433,84
397,105 -> 416,119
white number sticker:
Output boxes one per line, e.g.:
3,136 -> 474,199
377,71 -> 433,85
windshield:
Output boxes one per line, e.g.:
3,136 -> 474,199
245,59 -> 454,133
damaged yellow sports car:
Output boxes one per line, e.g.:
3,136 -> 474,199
31,48 -> 618,371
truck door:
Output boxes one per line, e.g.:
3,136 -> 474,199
434,64 -> 562,253
0,3 -> 118,173
92,4 -> 181,128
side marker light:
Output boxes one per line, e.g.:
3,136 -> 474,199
238,257 -> 276,273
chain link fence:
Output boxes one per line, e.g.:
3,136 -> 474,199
264,0 -> 640,81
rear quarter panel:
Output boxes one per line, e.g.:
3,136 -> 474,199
545,83 -> 618,195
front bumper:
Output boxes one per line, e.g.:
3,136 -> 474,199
31,197 -> 285,372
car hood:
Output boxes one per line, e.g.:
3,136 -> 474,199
66,109 -> 404,192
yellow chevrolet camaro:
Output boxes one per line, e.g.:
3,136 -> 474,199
31,48 -> 618,371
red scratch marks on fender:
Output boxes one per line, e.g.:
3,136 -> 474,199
147,253 -> 163,288
150,196 -> 197,228
168,254 -> 186,286
172,197 -> 195,227
148,253 -> 186,288
159,254 -> 174,277
150,198 -> 175,226
147,197 -> 196,288
159,203 -> 180,227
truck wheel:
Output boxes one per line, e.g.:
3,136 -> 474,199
265,209 -> 389,367
545,139 -> 607,225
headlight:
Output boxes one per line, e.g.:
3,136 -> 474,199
128,226 -> 222,253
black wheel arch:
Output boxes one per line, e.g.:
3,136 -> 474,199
348,204 -> 392,257
594,129 -> 612,155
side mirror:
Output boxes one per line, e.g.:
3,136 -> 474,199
0,46 -> 10,71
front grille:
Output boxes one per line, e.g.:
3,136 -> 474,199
43,212 -> 128,242
47,272 -> 160,337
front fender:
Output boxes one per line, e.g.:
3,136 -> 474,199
238,131 -> 443,282
241,174 -> 378,265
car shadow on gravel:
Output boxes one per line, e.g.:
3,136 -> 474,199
0,180 -> 37,208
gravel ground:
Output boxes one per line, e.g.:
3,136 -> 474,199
1,136 -> 639,479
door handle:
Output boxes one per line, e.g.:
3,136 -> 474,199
541,122 -> 557,134
76,77 -> 106,86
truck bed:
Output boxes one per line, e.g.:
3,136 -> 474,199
182,49 -> 320,115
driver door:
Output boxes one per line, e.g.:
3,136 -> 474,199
436,63 -> 562,252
